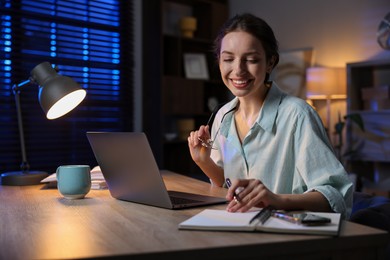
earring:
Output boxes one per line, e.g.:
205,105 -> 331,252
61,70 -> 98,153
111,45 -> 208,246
264,72 -> 272,88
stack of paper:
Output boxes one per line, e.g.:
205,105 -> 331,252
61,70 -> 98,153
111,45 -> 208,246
90,166 -> 107,189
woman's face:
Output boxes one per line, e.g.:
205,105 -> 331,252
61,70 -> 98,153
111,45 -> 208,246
219,31 -> 271,98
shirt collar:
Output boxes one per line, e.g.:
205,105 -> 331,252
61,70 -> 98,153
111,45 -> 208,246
219,82 -> 286,137
257,82 -> 286,133
218,99 -> 238,138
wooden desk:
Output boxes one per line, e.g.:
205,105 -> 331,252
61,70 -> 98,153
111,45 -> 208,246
0,170 -> 388,260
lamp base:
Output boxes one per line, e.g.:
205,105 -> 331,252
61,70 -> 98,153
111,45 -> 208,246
1,171 -> 49,186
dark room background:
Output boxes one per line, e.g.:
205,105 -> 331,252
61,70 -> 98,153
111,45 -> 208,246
0,0 -> 134,174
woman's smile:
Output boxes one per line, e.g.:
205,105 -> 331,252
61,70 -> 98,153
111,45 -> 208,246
231,78 -> 252,89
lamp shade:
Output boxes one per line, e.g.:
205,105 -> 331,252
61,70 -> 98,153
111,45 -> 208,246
306,67 -> 346,97
32,62 -> 86,119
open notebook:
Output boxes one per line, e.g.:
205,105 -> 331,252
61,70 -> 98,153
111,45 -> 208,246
178,209 -> 341,236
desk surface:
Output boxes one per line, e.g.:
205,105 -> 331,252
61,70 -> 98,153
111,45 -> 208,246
0,170 -> 388,260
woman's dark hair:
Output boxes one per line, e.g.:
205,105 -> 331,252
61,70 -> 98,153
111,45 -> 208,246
213,13 -> 279,70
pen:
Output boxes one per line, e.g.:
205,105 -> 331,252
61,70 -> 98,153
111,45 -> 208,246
225,178 -> 241,202
249,206 -> 274,224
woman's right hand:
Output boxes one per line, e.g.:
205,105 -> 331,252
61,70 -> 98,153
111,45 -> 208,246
187,125 -> 212,164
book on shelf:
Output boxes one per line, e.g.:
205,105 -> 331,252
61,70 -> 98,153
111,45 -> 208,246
178,208 -> 341,236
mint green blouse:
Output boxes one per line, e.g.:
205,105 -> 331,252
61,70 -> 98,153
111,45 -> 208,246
210,83 -> 353,219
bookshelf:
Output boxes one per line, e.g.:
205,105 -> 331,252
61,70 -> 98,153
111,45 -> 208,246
346,59 -> 390,194
142,0 -> 230,180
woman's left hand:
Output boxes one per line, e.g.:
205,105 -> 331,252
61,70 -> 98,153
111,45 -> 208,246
225,178 -> 279,212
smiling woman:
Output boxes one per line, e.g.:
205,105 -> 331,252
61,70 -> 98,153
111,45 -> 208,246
187,13 -> 353,220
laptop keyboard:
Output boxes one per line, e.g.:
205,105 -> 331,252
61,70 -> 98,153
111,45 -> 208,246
170,196 -> 202,205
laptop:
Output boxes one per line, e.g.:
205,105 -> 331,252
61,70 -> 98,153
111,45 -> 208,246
86,132 -> 227,209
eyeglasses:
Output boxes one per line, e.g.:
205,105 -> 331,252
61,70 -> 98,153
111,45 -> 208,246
198,104 -> 237,150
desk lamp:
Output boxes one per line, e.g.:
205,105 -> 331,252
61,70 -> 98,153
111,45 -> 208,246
1,62 -> 86,186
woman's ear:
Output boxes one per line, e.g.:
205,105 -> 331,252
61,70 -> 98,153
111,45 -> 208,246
267,56 -> 276,71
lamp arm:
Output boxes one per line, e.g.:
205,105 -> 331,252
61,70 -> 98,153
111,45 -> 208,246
12,78 -> 34,173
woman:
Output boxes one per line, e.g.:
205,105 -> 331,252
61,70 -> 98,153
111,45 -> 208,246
187,13 -> 353,219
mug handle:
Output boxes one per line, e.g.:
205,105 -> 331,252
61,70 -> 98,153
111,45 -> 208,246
56,166 -> 61,182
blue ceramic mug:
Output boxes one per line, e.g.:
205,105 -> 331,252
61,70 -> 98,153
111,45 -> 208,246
56,165 -> 91,199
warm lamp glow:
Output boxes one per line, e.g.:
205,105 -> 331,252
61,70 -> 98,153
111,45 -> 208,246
46,89 -> 86,119
34,62 -> 86,119
306,67 -> 347,134
306,67 -> 346,98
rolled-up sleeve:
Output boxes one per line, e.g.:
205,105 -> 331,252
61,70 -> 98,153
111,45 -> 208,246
295,108 -> 354,219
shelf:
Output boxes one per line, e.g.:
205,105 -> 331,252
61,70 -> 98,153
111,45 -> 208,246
347,110 -> 390,162
347,60 -> 390,111
162,76 -> 205,115
162,0 -> 228,40
346,59 -> 390,192
142,0 -> 229,177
